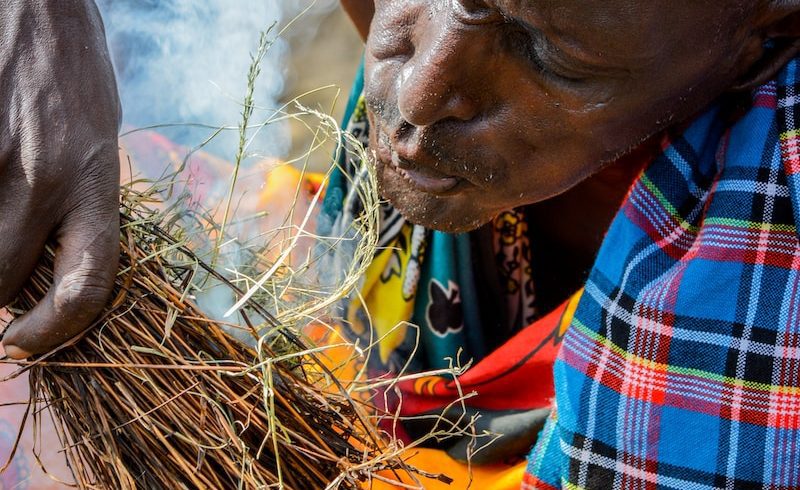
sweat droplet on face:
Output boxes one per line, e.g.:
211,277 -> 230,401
397,64 -> 414,93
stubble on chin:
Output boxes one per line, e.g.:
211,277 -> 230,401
375,163 -> 492,233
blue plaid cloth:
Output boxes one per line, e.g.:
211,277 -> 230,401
525,60 -> 800,488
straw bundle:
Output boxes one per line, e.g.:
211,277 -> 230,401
3,192 -> 409,489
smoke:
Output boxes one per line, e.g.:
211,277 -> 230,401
94,1 -> 345,330
96,0 -> 339,159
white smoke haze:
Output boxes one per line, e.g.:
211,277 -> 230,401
94,1 -> 348,330
96,0 -> 339,159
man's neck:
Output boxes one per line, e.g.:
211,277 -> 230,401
526,141 -> 658,313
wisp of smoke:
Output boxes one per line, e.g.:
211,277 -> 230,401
96,0 -> 339,159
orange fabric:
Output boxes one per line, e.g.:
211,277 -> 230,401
365,448 -> 526,489
307,292 -> 584,488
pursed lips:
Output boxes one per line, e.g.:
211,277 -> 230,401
375,128 -> 473,196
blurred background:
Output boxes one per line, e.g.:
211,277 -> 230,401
96,0 -> 363,170
91,1 -> 369,321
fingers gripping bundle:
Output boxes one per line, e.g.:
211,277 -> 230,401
2,169 -> 406,489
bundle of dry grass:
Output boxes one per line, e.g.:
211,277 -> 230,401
3,197 -> 410,489
0,26 -> 457,489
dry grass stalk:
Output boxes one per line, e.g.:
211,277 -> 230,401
1,195 -> 409,489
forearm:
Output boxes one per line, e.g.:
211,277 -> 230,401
0,0 -> 105,35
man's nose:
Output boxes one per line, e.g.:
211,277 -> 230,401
396,23 -> 481,127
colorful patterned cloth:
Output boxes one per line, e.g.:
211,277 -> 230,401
319,80 -> 536,375
525,61 -> 800,488
314,298 -> 575,489
316,61 -> 556,469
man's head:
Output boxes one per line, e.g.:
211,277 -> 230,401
362,0 -> 800,232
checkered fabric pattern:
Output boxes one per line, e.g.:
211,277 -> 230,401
525,61 -> 800,488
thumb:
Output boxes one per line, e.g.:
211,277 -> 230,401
3,208 -> 119,359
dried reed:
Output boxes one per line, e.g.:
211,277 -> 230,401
2,193 -> 404,489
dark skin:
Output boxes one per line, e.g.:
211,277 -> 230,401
365,0 -> 797,233
346,0 -> 800,303
2,1 -> 800,358
0,0 -> 120,359
341,0 -> 374,41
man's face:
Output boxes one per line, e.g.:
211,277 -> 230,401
364,0 -> 756,232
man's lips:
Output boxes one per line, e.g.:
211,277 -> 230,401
376,132 -> 467,195
389,154 -> 462,193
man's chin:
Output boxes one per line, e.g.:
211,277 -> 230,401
407,212 -> 489,233
379,185 -> 492,233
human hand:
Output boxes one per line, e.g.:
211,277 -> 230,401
0,0 -> 121,359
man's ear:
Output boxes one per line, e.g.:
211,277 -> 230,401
340,0 -> 374,42
730,2 -> 800,91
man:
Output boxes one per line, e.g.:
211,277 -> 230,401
0,0 -> 800,488
328,1 -> 800,488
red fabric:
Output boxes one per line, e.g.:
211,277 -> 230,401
396,299 -> 569,415
521,474 -> 559,490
